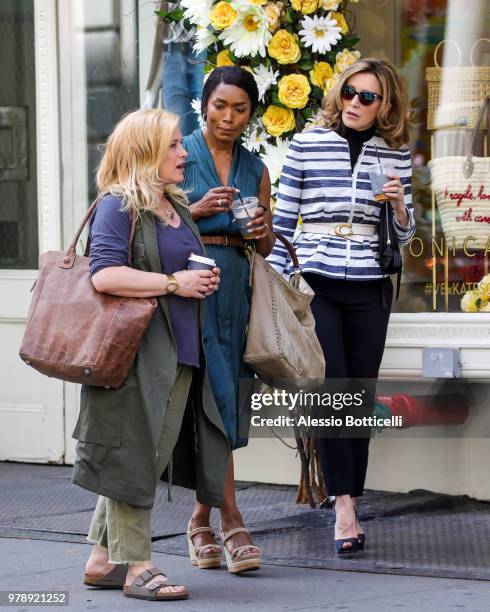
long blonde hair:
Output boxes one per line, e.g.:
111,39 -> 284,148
96,109 -> 186,215
321,58 -> 411,149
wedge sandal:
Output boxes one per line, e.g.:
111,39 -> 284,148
187,524 -> 222,569
123,567 -> 188,601
84,564 -> 128,589
220,527 -> 261,574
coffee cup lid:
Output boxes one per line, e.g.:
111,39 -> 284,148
188,253 -> 216,266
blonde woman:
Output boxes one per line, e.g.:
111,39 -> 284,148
73,109 -> 230,601
268,59 -> 415,555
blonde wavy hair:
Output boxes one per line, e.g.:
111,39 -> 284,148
96,109 -> 186,216
321,58 -> 411,149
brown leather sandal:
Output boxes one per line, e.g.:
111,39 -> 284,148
187,524 -> 222,569
84,564 -> 128,589
123,567 -> 188,601
220,527 -> 261,574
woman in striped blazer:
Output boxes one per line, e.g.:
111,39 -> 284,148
268,59 -> 415,555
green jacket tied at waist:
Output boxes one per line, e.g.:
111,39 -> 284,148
71,196 -> 230,509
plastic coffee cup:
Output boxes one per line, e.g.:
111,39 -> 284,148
230,197 -> 259,239
188,253 -> 216,271
369,163 -> 393,202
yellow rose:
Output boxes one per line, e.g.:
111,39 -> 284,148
291,0 -> 318,14
461,291 -> 480,312
278,74 -> 311,109
267,30 -> 301,64
309,61 -> 334,89
210,1 -> 238,30
320,0 -> 340,9
330,11 -> 349,35
323,72 -> 340,93
262,105 -> 296,137
216,50 -> 234,67
335,49 -> 361,73
265,1 -> 283,32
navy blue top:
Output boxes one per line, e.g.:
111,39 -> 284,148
89,194 -> 202,368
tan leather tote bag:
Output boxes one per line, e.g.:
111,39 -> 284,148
19,197 -> 157,388
244,234 -> 325,389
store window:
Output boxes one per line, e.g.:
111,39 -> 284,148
59,0 -> 140,219
351,0 -> 489,313
0,0 -> 37,269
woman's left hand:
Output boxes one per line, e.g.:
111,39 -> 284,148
382,174 -> 406,212
383,173 -> 409,226
247,205 -> 272,240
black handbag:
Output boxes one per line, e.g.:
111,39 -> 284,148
378,199 -> 402,300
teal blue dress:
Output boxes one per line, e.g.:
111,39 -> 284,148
182,129 -> 265,449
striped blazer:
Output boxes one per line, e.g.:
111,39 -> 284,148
267,127 -> 416,280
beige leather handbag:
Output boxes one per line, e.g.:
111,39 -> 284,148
244,234 -> 325,389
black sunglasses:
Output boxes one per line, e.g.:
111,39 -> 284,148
341,84 -> 383,106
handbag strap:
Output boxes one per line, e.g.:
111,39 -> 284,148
274,232 -> 300,272
60,193 -> 137,269
464,97 -> 490,178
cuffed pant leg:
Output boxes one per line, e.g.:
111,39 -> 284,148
104,498 -> 152,564
87,496 -> 108,548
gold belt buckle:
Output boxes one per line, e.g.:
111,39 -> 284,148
334,223 -> 353,237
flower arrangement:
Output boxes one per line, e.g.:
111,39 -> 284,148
461,274 -> 490,312
159,0 -> 361,194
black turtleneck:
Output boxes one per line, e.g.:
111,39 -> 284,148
336,123 -> 377,171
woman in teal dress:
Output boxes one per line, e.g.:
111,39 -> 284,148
182,66 -> 274,573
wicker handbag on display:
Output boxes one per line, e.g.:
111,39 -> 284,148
19,197 -> 157,388
429,97 -> 490,250
244,233 -> 325,390
426,38 -> 490,130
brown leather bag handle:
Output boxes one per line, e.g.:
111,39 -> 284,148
59,194 -> 137,269
274,231 -> 300,271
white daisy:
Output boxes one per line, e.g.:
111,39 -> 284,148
298,13 -> 342,54
242,120 -> 269,153
260,137 -> 291,194
252,64 -> 280,102
304,109 -> 323,130
181,0 -> 212,28
193,27 -> 217,53
191,98 -> 206,129
220,3 -> 272,58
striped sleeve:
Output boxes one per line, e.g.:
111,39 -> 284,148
394,147 -> 416,245
268,135 -> 302,273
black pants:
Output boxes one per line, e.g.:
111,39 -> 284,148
304,274 -> 392,498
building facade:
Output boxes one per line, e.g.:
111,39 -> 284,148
1,1 -> 489,498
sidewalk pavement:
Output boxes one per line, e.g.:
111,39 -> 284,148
1,462 -> 489,611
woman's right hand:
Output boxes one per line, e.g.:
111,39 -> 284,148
189,187 -> 239,219
172,269 -> 220,299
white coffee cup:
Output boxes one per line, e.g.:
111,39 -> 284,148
188,253 -> 216,271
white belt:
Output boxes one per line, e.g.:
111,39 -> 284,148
301,222 -> 378,243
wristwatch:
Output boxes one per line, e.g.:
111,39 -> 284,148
166,274 -> 179,294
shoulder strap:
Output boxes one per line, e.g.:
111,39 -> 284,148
77,194 -> 137,263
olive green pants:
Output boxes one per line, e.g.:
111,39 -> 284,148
87,365 -> 193,564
